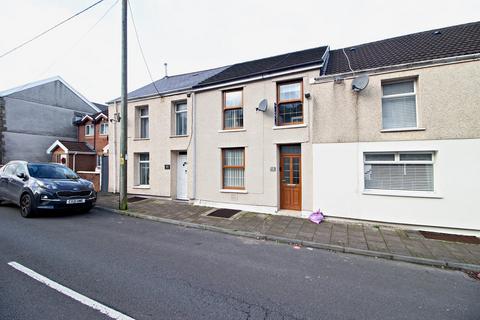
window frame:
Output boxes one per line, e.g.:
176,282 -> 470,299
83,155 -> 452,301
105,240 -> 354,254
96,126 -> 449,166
363,151 -> 435,194
174,101 -> 188,136
222,89 -> 244,130
137,153 -> 150,186
85,124 -> 94,136
381,79 -> 418,130
99,122 -> 108,135
276,80 -> 304,126
96,155 -> 102,169
222,147 -> 245,190
137,106 -> 149,139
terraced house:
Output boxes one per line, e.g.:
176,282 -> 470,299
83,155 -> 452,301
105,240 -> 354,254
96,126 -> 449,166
108,21 -> 480,235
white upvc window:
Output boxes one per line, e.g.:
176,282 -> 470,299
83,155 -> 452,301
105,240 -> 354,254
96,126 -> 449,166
137,106 -> 149,139
137,153 -> 150,186
381,80 -> 417,130
174,102 -> 187,136
364,152 -> 434,192
100,122 -> 108,135
85,124 -> 94,136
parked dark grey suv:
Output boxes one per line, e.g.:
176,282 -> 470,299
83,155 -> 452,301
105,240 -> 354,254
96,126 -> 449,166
0,161 -> 96,217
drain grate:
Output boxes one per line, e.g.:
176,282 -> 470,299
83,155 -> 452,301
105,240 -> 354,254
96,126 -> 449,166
420,231 -> 480,244
127,196 -> 148,203
207,209 -> 240,218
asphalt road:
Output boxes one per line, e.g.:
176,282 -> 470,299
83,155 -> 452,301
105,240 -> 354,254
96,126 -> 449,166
0,204 -> 478,320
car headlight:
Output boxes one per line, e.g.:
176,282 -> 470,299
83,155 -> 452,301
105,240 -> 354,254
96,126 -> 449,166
36,181 -> 57,190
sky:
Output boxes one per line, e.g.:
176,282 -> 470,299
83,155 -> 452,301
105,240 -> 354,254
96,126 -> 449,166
0,0 -> 479,103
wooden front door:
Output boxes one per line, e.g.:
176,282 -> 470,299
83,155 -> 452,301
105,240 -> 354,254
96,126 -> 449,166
280,146 -> 301,210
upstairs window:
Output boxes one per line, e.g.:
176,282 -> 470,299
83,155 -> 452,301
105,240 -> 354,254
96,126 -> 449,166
137,106 -> 149,139
100,122 -> 108,135
223,89 -> 243,129
85,124 -> 94,136
276,81 -> 303,126
175,102 -> 187,136
222,148 -> 245,189
364,152 -> 434,192
382,80 -> 417,129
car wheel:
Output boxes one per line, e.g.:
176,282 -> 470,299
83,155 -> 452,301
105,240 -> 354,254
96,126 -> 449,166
20,193 -> 36,218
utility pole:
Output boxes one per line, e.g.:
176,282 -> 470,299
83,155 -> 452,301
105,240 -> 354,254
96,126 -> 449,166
119,0 -> 128,210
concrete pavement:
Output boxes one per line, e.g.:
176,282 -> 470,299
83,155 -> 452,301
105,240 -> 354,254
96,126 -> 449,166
0,204 -> 479,320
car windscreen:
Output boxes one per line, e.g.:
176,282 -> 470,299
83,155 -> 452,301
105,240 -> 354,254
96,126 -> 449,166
27,164 -> 79,179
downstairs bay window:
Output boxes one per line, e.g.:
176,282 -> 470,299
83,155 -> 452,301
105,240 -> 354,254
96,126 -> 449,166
364,152 -> 434,192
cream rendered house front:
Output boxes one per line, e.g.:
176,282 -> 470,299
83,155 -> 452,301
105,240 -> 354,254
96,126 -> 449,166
310,58 -> 480,235
194,69 -> 321,216
108,92 -> 194,200
107,21 -> 480,235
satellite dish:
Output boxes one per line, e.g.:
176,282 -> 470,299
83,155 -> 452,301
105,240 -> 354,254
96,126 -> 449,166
256,99 -> 268,112
352,74 -> 369,92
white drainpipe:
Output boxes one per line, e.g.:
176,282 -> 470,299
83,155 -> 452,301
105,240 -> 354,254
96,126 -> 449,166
73,152 -> 77,171
191,92 -> 197,200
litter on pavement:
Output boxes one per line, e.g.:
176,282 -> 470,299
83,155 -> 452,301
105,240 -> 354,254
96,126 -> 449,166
309,210 -> 324,224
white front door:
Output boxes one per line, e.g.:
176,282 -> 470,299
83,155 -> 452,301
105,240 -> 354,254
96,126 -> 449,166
176,153 -> 188,200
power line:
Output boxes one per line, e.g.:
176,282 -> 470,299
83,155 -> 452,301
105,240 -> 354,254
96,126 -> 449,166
0,0 -> 106,59
127,0 -> 162,96
38,0 -> 120,77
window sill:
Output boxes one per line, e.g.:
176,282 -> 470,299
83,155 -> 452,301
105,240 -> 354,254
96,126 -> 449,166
220,189 -> 248,194
218,128 -> 246,133
380,127 -> 425,133
133,138 -> 150,141
133,185 -> 150,189
363,189 -> 442,199
272,124 -> 307,130
170,135 -> 189,138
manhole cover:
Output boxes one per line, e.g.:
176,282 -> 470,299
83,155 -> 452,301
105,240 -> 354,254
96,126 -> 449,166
207,209 -> 240,218
128,196 -> 148,203
420,231 -> 480,244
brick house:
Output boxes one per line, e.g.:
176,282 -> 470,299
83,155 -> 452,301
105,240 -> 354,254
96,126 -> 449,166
47,108 -> 109,191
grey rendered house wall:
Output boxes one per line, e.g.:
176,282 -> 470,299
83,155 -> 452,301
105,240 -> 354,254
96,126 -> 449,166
1,80 -> 97,163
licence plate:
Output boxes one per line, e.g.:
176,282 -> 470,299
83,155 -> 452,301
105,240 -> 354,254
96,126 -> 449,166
66,199 -> 86,204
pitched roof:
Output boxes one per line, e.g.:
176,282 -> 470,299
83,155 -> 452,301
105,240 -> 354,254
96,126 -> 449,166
60,141 -> 94,153
93,102 -> 108,111
325,21 -> 480,75
197,46 -> 328,87
74,109 -> 108,125
110,66 -> 229,102
46,140 -> 95,154
0,76 -> 100,112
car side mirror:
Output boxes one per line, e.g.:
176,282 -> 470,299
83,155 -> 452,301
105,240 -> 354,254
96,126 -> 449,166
17,172 -> 28,180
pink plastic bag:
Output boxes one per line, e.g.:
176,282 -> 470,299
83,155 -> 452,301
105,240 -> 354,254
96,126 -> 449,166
309,210 -> 324,224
